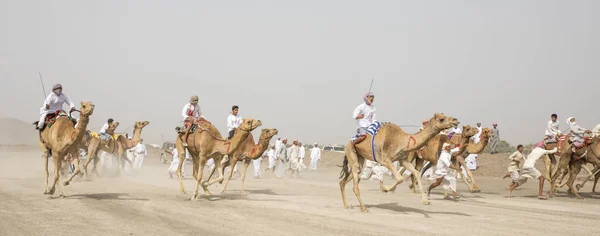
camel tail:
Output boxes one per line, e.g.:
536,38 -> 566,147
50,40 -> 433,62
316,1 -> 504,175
339,155 -> 350,179
421,161 -> 432,177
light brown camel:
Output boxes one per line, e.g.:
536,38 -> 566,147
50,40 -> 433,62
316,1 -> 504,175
81,121 -> 150,176
450,127 -> 492,192
339,113 -> 459,212
549,137 -> 600,199
36,102 -> 95,197
400,125 -> 479,192
548,136 -> 600,199
175,118 -> 262,200
204,128 -> 279,195
79,121 -> 119,176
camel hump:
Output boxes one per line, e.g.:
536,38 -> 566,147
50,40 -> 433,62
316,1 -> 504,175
196,120 -> 224,140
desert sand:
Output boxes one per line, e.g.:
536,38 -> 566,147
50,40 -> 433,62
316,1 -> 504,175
1,118 -> 599,236
1,145 -> 599,236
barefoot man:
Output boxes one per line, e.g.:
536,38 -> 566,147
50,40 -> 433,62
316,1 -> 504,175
503,145 -> 524,187
508,146 -> 558,199
427,143 -> 461,200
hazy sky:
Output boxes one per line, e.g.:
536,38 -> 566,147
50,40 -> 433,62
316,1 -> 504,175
1,1 -> 599,146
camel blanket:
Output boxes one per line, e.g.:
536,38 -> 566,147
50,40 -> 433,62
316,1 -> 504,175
89,132 -> 120,141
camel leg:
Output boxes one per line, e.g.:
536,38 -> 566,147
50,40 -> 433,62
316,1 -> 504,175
548,153 -> 570,198
82,142 -> 98,177
202,158 -> 226,190
47,154 -> 63,196
339,173 -> 354,209
63,152 -> 81,187
340,153 -> 361,210
543,154 -> 553,184
592,171 -> 600,194
379,159 -> 405,193
239,159 -> 252,195
566,161 -> 584,199
454,159 -> 474,192
457,156 -> 480,192
344,148 -> 368,212
219,159 -> 238,194
191,156 -> 209,200
577,166 -> 600,191
41,144 -> 51,194
401,160 -> 430,205
176,144 -> 188,194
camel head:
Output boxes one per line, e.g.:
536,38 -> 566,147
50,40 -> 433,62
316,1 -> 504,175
79,101 -> 95,116
107,122 -> 119,133
134,121 -> 150,130
259,128 -> 279,140
238,118 -> 262,132
480,128 -> 491,140
461,125 -> 478,138
428,113 -> 459,132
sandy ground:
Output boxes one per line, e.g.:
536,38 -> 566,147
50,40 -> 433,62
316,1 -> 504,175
1,147 -> 599,236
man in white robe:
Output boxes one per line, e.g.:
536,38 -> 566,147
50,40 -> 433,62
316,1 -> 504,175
132,139 -> 147,170
35,83 -> 76,130
274,139 -> 288,178
167,148 -> 185,178
309,143 -> 321,170
428,143 -> 461,199
508,146 -> 558,199
544,114 -> 560,144
298,142 -> 307,171
253,150 -> 266,178
287,140 -> 301,178
265,145 -> 276,172
465,122 -> 482,171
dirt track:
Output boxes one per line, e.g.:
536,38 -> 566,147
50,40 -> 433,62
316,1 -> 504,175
1,147 -> 599,236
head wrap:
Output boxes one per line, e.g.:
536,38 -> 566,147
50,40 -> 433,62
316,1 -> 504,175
442,143 -> 451,149
190,95 -> 199,104
566,117 -> 574,125
363,92 -> 374,105
52,83 -> 62,90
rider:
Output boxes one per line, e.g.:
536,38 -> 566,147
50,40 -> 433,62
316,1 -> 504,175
566,117 -> 592,156
544,113 -> 560,144
181,95 -> 203,146
99,118 -> 115,149
36,83 -> 76,130
351,92 -> 376,148
227,105 -> 242,140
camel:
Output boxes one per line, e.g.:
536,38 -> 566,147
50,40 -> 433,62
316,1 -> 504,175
204,128 -> 279,195
175,118 -> 262,200
450,127 -> 492,192
339,113 -> 459,212
36,102 -> 95,197
81,121 -> 150,176
548,136 -> 600,199
399,125 -> 479,192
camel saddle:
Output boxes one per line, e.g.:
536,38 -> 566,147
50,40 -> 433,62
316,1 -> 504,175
33,110 -> 77,132
569,137 -> 593,161
175,118 -> 211,134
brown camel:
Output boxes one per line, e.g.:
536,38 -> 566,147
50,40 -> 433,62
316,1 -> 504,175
81,121 -> 150,176
204,128 -> 279,195
36,102 -> 95,197
339,113 -> 460,212
548,136 -> 600,199
450,127 -> 492,192
175,118 -> 262,200
400,125 -> 479,192
79,121 -> 119,176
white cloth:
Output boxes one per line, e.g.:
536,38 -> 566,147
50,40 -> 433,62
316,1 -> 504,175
568,122 -> 588,145
545,120 -> 560,137
592,124 -> 600,138
38,92 -> 76,128
523,147 -> 558,169
132,143 -> 147,169
181,103 -> 202,121
100,123 -> 109,133
450,127 -> 462,134
353,103 -> 377,128
434,148 -> 460,176
42,92 -> 75,113
267,149 -> 276,169
288,145 -> 300,171
227,114 -> 243,132
309,147 -> 321,170
168,149 -> 185,176
466,154 -> 477,170
472,126 -> 482,143
275,139 -> 282,150
253,159 -> 262,177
